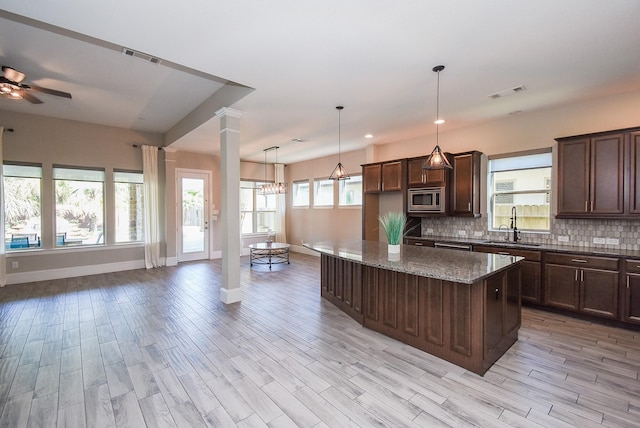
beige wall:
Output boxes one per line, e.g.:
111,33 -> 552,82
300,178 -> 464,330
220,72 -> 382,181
287,149 -> 366,246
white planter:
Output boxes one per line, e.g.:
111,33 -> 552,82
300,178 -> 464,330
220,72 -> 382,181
388,244 -> 401,253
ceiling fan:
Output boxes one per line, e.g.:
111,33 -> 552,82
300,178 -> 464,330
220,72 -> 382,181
0,66 -> 72,104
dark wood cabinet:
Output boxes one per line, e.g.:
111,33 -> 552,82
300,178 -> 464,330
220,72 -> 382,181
451,151 -> 482,217
628,131 -> 640,214
544,253 -> 618,319
404,238 -> 435,247
473,245 -> 542,304
363,161 -> 403,193
320,254 -> 363,323
556,132 -> 625,217
407,157 -> 446,188
623,260 -> 640,324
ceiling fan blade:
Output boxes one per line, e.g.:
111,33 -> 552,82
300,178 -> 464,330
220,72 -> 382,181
30,85 -> 72,99
22,91 -> 43,104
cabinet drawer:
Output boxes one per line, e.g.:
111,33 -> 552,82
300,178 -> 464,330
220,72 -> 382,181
625,259 -> 640,274
545,253 -> 619,270
404,238 -> 435,247
473,245 -> 541,262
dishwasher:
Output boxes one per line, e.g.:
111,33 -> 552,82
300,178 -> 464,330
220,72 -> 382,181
433,242 -> 472,251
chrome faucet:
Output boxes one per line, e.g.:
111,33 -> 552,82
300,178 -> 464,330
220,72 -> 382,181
510,206 -> 520,242
498,224 -> 510,241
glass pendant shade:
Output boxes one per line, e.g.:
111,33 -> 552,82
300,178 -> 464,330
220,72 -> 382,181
329,162 -> 350,180
329,105 -> 350,180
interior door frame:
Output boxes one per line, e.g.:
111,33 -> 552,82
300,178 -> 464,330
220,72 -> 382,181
176,168 -> 211,262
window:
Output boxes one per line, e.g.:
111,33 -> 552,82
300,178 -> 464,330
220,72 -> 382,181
292,180 -> 310,207
339,174 -> 363,206
54,167 -> 105,246
240,181 -> 276,234
314,178 -> 334,207
3,164 -> 42,250
114,171 -> 144,243
489,151 -> 552,231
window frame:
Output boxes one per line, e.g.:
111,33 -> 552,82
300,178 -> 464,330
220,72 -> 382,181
240,180 -> 277,236
292,179 -> 310,208
338,174 -> 363,208
113,170 -> 144,244
488,150 -> 552,233
313,177 -> 335,208
3,163 -> 43,251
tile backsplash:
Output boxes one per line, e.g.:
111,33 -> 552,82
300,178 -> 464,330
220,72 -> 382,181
421,217 -> 640,251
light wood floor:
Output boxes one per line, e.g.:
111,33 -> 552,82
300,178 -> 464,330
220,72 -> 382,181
0,253 -> 639,427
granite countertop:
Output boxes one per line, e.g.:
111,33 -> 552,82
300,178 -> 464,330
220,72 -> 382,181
407,235 -> 640,259
304,240 -> 522,284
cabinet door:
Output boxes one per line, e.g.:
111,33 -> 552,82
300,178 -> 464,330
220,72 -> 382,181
544,264 -> 579,311
628,132 -> 640,214
363,164 -> 381,193
452,152 -> 480,216
624,274 -> 640,324
407,158 -> 426,187
381,161 -> 402,192
580,268 -> 618,318
557,138 -> 590,215
484,272 -> 504,356
520,260 -> 542,303
590,134 -> 624,215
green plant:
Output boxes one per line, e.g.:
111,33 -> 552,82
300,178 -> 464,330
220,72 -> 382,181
378,212 -> 406,245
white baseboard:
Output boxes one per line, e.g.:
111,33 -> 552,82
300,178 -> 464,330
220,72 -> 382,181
210,250 -> 222,259
6,259 -> 146,285
220,286 -> 243,303
291,245 -> 320,256
166,256 -> 178,266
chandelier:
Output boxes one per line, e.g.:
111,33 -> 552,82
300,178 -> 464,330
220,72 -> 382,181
424,65 -> 453,170
260,146 -> 287,195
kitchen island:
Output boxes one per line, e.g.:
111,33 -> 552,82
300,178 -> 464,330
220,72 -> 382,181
304,240 -> 523,375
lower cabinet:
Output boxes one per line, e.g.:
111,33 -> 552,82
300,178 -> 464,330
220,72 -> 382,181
320,254 -> 363,323
623,260 -> 640,325
473,245 -> 542,304
544,253 -> 619,319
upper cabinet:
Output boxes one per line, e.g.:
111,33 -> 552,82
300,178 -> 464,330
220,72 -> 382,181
556,129 -> 630,218
451,151 -> 482,217
628,131 -> 640,214
363,161 -> 403,193
407,156 -> 447,188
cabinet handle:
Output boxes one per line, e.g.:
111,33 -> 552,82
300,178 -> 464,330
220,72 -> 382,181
591,201 -> 594,212
468,202 -> 471,211
581,270 -> 584,282
498,252 -> 511,255
414,242 -> 423,246
571,259 -> 588,263
495,288 -> 500,301
627,276 -> 630,288
575,269 -> 578,281
585,201 -> 588,212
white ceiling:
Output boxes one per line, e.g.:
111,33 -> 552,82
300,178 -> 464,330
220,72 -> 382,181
1,1 -> 639,164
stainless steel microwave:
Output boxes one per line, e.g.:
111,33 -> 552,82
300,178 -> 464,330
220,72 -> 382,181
408,187 -> 445,213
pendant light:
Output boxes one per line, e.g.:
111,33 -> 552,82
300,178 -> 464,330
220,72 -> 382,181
260,146 -> 287,194
424,65 -> 453,170
329,106 -> 350,180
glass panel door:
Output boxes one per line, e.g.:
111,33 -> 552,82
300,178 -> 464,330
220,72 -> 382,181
178,170 -> 209,262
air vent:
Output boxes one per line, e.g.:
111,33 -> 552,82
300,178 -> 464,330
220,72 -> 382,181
122,48 -> 162,65
489,85 -> 526,99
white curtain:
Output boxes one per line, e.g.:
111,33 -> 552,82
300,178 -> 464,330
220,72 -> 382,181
142,145 -> 161,268
0,128 -> 5,286
275,163 -> 287,243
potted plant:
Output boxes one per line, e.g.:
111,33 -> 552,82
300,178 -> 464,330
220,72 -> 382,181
378,212 -> 406,253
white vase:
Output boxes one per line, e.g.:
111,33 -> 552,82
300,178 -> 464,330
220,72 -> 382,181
388,244 -> 400,253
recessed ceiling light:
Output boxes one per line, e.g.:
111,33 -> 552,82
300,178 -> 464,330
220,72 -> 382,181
364,134 -> 373,139
508,110 -> 523,116
489,85 -> 526,99
291,138 -> 304,143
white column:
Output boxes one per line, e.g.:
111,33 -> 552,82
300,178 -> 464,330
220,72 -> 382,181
217,107 -> 243,303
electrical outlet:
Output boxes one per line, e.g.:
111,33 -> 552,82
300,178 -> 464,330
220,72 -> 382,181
458,230 -> 467,236
557,235 -> 569,243
11,261 -> 18,269
473,231 -> 483,238
426,228 -> 434,234
593,237 -> 606,244
606,238 -> 619,245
